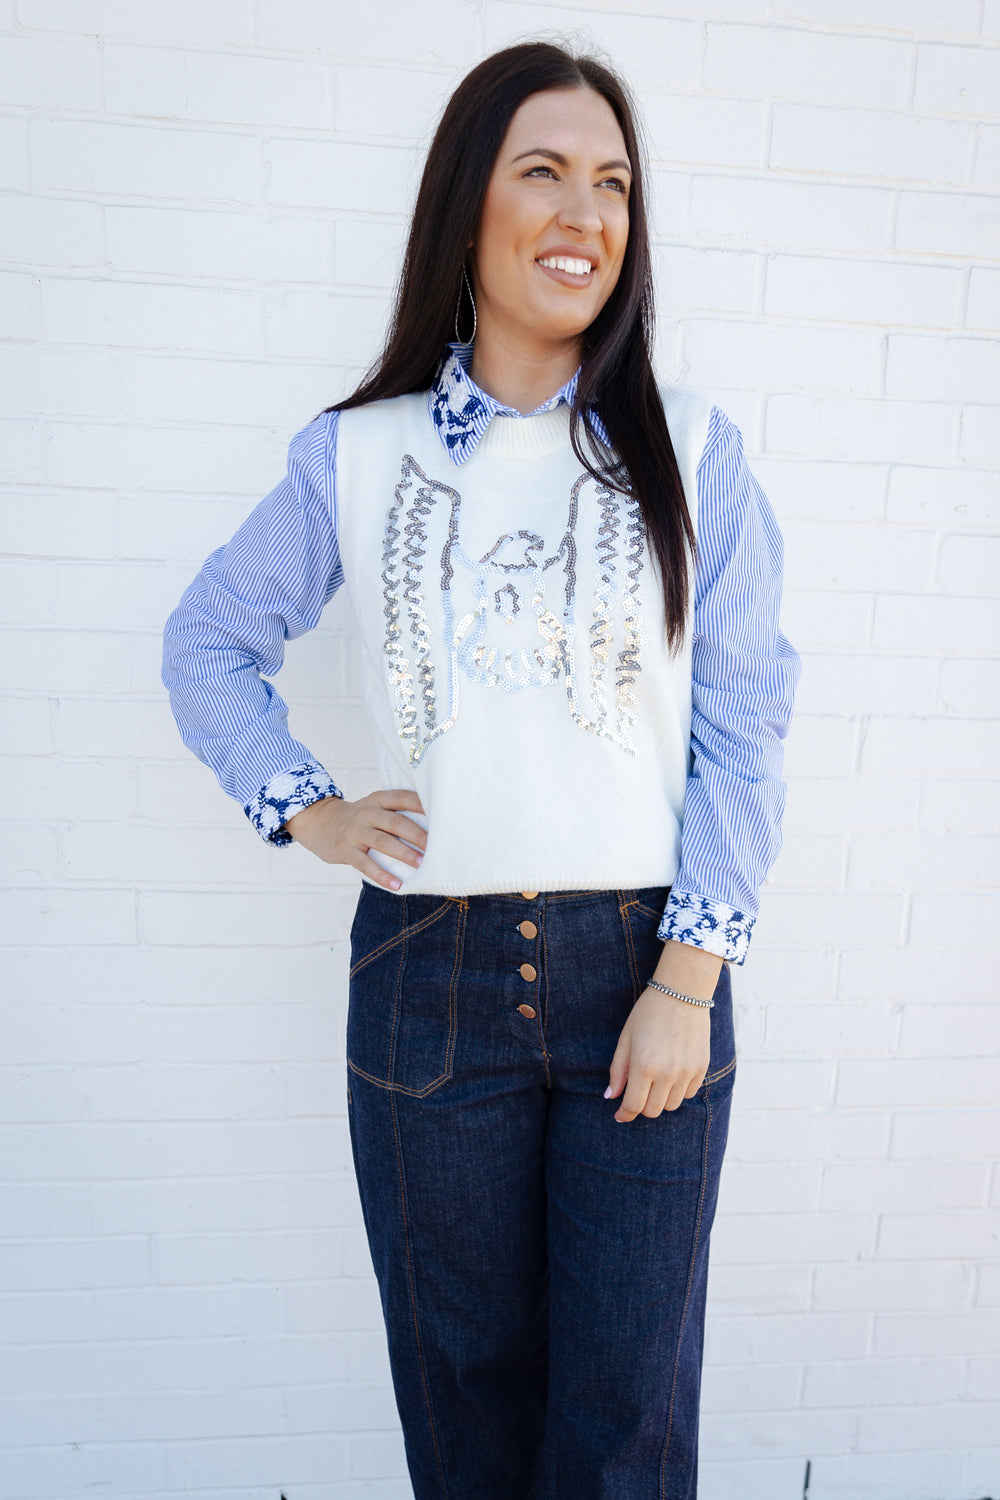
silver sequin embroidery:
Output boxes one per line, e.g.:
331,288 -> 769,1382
381,454 -> 649,765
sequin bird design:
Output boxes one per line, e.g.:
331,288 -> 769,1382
381,454 -> 648,766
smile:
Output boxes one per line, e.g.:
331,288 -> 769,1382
536,256 -> 595,284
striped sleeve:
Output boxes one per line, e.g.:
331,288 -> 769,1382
161,408 -> 346,845
658,405 -> 801,965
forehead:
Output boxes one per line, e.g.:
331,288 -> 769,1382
501,87 -> 629,160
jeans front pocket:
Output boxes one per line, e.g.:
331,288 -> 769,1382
347,881 -> 466,1096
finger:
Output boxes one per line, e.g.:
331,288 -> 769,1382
353,850 -> 404,891
642,1081 -> 673,1118
381,810 -> 428,852
605,1041 -> 629,1100
614,1075 -> 651,1123
376,787 -> 426,813
365,829 -> 425,868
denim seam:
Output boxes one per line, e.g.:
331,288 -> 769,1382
347,903 -> 463,1097
388,1083 -> 451,1497
617,895 -> 642,1004
659,1090 -> 712,1494
349,899 -> 454,978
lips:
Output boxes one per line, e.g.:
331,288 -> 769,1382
535,259 -> 596,286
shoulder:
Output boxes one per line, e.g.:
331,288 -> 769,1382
654,377 -> 728,470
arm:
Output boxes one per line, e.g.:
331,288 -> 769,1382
607,406 -> 800,1122
161,409 -> 346,844
658,404 -> 801,964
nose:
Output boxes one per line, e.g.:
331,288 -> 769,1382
555,180 -> 603,239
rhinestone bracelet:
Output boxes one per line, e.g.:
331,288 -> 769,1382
645,978 -> 714,1009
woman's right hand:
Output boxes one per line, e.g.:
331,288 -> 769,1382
282,788 -> 427,890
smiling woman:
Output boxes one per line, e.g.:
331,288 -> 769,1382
161,37 -> 799,1500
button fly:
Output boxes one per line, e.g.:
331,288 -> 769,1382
518,920 -> 538,939
519,963 -> 537,982
517,1003 -> 536,1019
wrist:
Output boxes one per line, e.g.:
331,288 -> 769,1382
283,794 -> 346,842
650,939 -> 724,1003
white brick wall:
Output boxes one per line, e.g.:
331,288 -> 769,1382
1,3 -> 997,1497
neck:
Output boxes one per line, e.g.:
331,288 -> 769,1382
467,320 -> 583,414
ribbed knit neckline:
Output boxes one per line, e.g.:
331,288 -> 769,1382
474,402 -> 574,460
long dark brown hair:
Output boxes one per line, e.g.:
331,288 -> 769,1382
320,40 -> 695,648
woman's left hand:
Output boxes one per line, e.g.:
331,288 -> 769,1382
605,941 -> 723,1122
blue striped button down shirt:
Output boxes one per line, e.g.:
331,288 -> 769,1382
162,342 -> 800,964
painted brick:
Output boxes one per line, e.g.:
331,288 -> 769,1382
919,775 -> 1000,833
772,0 -> 982,34
765,392 -> 956,463
264,138 -> 419,215
683,317 -> 883,395
333,217 -> 408,290
886,462 -> 997,528
0,194 -> 104,269
872,594 -> 998,653
704,23 -> 912,109
783,521 -> 935,592
895,188 -> 1000,258
914,41 -> 1000,119
0,33 -> 100,109
771,102 -> 972,184
643,92 -> 767,170
691,174 -> 893,254
184,52 -> 331,129
0,115 -> 28,191
29,120 -> 260,204
967,266 -> 1000,328
484,8 -> 705,93
764,250 -> 964,328
105,204 -> 329,284
101,43 -> 188,120
654,245 -> 759,316
973,122 -> 1000,189
18,0 -> 254,43
334,64 -> 454,142
257,0 -> 480,63
960,403 -> 1000,467
886,332 -> 1000,403
40,278 -> 264,355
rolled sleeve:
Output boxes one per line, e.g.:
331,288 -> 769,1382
161,409 -> 346,844
658,407 -> 801,964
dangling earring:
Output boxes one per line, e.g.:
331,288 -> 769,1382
453,263 -> 477,344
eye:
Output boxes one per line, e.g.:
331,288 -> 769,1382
602,177 -> 628,196
524,165 -> 629,196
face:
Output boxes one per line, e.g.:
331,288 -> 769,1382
469,86 -> 631,353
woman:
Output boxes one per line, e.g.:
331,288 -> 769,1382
163,40 -> 799,1500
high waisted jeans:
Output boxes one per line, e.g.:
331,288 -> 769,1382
345,881 -> 736,1500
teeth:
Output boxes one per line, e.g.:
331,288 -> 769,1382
537,256 -> 593,276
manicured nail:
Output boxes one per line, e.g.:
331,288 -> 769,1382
603,1085 -> 613,1098
391,878 -> 401,890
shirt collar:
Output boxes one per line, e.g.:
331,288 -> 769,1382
427,340 -> 610,466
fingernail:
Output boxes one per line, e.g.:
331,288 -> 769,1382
603,1085 -> 613,1098
391,878 -> 401,890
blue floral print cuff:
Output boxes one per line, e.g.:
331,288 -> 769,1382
658,892 -> 754,966
244,763 -> 344,846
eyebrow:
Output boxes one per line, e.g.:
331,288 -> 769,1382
511,147 -> 632,174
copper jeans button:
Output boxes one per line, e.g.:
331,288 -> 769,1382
520,891 -> 539,899
517,1003 -> 536,1018
518,920 -> 538,939
519,963 -> 537,982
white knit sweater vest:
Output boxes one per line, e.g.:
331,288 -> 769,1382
334,380 -> 713,895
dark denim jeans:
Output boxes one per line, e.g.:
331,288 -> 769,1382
345,882 -> 736,1500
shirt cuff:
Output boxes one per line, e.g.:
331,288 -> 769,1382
244,763 -> 344,846
657,892 -> 754,966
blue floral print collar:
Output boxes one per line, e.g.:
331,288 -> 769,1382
427,340 -> 611,466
